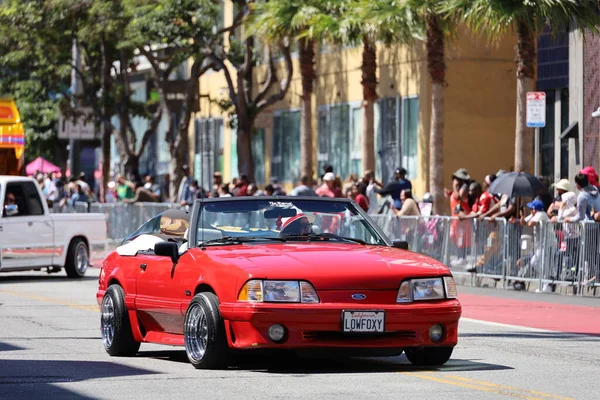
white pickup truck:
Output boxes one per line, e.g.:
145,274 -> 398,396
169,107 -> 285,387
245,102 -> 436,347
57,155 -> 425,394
0,176 -> 107,277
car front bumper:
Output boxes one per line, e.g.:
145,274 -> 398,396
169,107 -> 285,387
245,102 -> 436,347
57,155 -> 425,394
219,300 -> 461,350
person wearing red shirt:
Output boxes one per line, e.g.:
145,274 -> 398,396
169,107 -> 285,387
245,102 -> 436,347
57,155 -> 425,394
460,176 -> 497,220
316,172 -> 338,198
236,174 -> 250,196
349,183 -> 369,211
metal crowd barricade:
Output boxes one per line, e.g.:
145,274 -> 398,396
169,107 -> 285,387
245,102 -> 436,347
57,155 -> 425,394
468,218 -> 507,281
538,221 -> 583,293
579,222 -> 600,294
503,221 -> 542,287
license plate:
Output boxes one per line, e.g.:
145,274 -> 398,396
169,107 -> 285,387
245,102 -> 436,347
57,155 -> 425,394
342,310 -> 385,333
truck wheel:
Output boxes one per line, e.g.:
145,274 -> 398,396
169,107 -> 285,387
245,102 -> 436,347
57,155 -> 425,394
405,346 -> 454,366
184,292 -> 230,369
65,238 -> 89,278
101,285 -> 140,356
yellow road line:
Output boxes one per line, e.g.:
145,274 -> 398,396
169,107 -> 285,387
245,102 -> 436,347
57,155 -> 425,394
0,290 -> 99,313
444,375 -> 574,400
401,372 -> 540,399
402,372 -> 574,400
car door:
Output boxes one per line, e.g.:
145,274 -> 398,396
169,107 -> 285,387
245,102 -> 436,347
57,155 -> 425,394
134,251 -> 187,334
0,181 -> 54,270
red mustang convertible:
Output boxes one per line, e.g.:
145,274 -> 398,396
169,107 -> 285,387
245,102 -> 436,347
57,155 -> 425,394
97,197 -> 461,369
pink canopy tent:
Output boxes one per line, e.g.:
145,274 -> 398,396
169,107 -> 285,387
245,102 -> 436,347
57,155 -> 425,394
25,156 -> 61,176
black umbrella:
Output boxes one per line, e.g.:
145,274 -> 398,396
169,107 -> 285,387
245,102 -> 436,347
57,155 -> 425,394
488,172 -> 544,198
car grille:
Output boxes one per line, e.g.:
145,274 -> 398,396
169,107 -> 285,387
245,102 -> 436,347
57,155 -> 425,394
301,330 -> 417,341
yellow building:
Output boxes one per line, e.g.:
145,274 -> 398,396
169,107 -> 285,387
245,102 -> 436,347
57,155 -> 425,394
192,3 -> 517,197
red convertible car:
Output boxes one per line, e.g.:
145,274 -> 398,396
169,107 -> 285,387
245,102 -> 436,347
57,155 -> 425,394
97,197 -> 461,369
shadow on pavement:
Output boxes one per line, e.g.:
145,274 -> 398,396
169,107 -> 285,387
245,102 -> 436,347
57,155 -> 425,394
0,358 -> 159,399
0,342 -> 25,352
461,331 -> 600,340
136,349 -> 513,374
0,274 -> 99,284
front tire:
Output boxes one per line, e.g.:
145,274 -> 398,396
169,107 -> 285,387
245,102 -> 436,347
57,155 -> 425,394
405,346 -> 454,366
184,292 -> 230,369
65,238 -> 89,278
101,285 -> 140,356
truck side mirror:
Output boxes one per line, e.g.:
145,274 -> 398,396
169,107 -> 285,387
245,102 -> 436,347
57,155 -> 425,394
4,204 -> 19,217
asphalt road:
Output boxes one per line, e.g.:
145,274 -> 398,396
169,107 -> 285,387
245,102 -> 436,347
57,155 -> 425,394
1,269 -> 599,400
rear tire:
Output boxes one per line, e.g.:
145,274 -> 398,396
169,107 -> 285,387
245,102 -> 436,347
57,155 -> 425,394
101,285 -> 140,356
405,346 -> 453,366
184,292 -> 230,369
65,238 -> 89,278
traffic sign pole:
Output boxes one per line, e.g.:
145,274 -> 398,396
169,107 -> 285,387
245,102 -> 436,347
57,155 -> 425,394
534,127 -> 540,177
526,91 -> 546,178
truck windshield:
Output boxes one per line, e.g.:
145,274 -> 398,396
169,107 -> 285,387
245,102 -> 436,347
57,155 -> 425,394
195,198 -> 388,247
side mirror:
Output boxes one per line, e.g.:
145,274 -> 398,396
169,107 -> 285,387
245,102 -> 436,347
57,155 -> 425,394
154,242 -> 180,264
392,240 -> 409,250
4,204 -> 18,217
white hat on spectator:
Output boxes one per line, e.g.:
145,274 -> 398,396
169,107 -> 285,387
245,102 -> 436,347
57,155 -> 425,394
551,179 -> 571,192
323,172 -> 335,181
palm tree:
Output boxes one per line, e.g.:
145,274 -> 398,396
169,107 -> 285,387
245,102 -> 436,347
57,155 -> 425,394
307,1 -> 420,175
357,1 -> 456,214
445,0 -> 600,173
247,1 -> 331,181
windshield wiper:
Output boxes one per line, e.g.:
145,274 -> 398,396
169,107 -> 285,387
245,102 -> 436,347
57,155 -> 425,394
200,235 -> 287,247
281,232 -> 367,245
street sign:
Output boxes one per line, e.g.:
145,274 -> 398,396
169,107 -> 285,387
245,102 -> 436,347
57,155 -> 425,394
58,108 -> 95,140
526,91 -> 546,128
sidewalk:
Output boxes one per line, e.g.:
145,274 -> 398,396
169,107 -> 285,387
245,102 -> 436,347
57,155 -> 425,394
458,285 -> 600,335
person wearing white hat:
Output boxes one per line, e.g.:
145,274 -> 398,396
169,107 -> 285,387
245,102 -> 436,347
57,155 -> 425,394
315,172 -> 338,198
546,179 -> 571,218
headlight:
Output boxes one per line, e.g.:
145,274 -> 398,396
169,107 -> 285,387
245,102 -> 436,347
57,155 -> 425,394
238,280 -> 320,303
396,277 -> 454,303
412,278 -> 445,301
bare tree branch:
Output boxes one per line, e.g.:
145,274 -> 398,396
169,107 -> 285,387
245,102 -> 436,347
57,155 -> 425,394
208,52 -> 238,105
135,106 -> 163,158
216,7 -> 245,35
256,42 -> 292,113
254,43 -> 276,104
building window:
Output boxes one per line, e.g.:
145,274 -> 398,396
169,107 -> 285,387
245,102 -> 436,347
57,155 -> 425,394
194,118 -> 224,189
317,102 -> 362,179
540,90 -> 556,180
376,96 -> 419,184
272,110 -> 301,183
252,128 -> 266,184
402,97 -> 419,180
376,97 -> 399,184
560,88 -> 569,179
350,106 -> 362,175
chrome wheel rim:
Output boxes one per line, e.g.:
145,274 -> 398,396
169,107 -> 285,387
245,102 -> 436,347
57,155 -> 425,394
75,243 -> 88,274
101,295 -> 115,349
185,303 -> 209,363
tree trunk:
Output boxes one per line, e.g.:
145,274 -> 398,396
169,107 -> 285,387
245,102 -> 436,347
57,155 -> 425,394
100,37 -> 112,203
515,18 -> 536,173
237,121 -> 255,183
426,14 -> 446,214
361,38 -> 378,174
299,38 -> 315,180
100,122 -> 111,202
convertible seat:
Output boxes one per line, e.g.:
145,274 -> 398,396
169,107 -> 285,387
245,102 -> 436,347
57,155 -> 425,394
116,234 -> 165,256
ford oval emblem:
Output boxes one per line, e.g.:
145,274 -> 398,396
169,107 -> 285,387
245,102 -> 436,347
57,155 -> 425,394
351,294 -> 367,300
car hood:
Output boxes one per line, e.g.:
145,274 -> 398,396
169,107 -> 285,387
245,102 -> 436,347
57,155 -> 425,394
201,243 -> 448,290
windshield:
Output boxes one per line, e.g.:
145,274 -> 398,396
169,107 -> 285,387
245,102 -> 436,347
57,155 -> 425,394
195,198 -> 388,246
